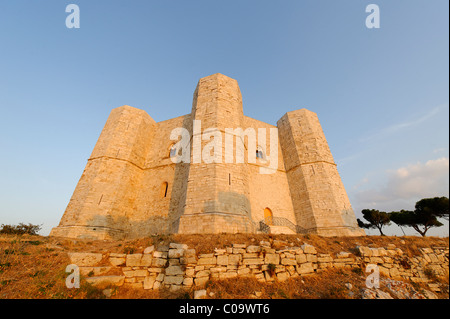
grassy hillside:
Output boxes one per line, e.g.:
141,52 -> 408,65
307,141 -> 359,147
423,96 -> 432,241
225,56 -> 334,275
0,233 -> 448,299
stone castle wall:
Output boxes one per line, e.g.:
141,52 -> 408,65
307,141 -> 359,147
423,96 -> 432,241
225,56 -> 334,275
51,73 -> 365,240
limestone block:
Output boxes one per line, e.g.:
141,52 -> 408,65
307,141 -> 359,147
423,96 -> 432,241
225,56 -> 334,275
143,276 -> 156,290
306,254 -> 317,263
262,247 -> 276,254
317,254 -> 333,263
170,243 -> 188,250
301,244 -> 317,254
156,273 -> 165,282
370,257 -> 384,264
126,254 -> 143,267
217,255 -> 228,265
260,241 -> 271,247
68,252 -> 103,267
153,251 -> 168,258
228,254 -> 241,265
276,272 -> 289,282
286,265 -> 296,276
255,273 -> 266,282
85,275 -> 125,288
371,248 -> 380,257
281,258 -> 297,266
297,263 -> 314,274
151,258 -> 167,267
378,266 -> 390,277
168,249 -> 184,259
357,246 -> 372,257
428,254 -> 439,263
265,253 -> 280,265
165,265 -> 185,276
233,244 -> 246,249
243,258 -> 264,265
214,248 -> 227,255
237,268 -> 251,276
194,276 -> 209,287
264,271 -> 274,282
157,244 -> 169,252
148,267 -> 164,273
197,256 -> 217,265
140,254 -> 153,267
219,271 -> 238,280
143,246 -> 155,254
109,256 -> 126,267
283,252 -> 296,259
195,270 -> 211,278
194,289 -> 207,299
247,245 -> 261,253
296,254 -> 307,264
169,258 -> 180,266
185,268 -> 195,277
183,277 -> 193,286
153,281 -> 162,289
210,267 -> 227,273
336,251 -> 350,258
164,276 -> 184,285
390,267 -> 401,278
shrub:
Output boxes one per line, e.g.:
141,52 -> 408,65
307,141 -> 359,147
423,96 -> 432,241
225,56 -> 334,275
0,223 -> 42,235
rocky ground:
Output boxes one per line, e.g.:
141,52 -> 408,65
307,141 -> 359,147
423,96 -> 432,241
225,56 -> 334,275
0,233 -> 448,299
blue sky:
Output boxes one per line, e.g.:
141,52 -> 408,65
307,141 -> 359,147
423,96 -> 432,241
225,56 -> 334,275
0,1 -> 448,236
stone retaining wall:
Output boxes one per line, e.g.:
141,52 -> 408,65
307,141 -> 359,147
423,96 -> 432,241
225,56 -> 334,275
68,241 -> 449,292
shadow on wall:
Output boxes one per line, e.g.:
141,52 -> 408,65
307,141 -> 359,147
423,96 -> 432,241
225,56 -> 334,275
168,114 -> 193,233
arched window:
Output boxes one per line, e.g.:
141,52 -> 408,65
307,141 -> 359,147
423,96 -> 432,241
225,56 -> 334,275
256,146 -> 265,160
169,144 -> 177,158
264,207 -> 273,225
160,182 -> 168,198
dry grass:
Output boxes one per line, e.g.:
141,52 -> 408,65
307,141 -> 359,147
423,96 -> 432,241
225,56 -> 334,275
0,233 -> 448,299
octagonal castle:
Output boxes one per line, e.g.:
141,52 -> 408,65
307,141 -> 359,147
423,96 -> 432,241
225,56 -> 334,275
50,73 -> 365,240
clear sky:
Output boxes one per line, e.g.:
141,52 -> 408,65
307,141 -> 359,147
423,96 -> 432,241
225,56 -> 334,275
0,1 -> 448,237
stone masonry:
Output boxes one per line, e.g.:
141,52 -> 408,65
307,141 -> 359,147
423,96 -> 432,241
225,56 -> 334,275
51,73 -> 365,239
70,241 -> 449,296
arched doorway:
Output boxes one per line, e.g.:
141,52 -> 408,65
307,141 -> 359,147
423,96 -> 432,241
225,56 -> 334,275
264,207 -> 273,225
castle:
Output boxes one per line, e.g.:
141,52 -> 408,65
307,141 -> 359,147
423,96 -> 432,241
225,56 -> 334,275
50,73 -> 365,240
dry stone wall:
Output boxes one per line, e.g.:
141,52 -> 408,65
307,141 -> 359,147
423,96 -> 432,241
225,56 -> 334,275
68,241 -> 449,294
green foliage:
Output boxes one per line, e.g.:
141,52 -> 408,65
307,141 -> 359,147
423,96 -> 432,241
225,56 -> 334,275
424,267 -> 438,281
389,197 -> 448,236
123,246 -> 135,254
357,209 -> 390,236
0,223 -> 42,235
415,197 -> 449,220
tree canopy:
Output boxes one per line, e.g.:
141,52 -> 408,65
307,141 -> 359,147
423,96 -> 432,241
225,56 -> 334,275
357,209 -> 390,236
389,197 -> 447,237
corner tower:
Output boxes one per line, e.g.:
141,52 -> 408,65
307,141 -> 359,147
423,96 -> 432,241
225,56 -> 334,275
176,74 -> 254,233
277,109 -> 365,236
50,105 -> 155,239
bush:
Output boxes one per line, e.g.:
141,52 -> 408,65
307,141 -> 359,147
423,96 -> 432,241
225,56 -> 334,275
0,223 -> 42,235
